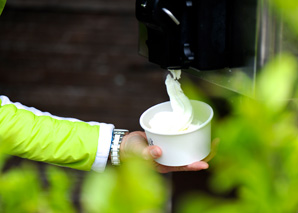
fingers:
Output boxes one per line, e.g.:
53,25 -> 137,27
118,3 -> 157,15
120,131 -> 212,174
156,161 -> 209,173
143,145 -> 209,173
185,161 -> 209,171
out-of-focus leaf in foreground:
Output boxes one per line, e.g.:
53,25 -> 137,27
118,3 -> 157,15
0,0 -> 6,15
271,0 -> 298,36
256,53 -> 298,112
81,156 -> 168,213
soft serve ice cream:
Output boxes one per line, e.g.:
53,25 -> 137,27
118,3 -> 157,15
140,70 -> 213,166
149,70 -> 197,133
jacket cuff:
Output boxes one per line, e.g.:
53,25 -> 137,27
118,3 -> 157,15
91,123 -> 115,172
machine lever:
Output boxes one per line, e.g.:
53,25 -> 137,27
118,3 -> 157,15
162,8 -> 180,25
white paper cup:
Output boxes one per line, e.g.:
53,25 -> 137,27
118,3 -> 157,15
139,100 -> 213,166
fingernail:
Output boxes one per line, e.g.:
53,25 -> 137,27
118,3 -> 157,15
150,149 -> 159,158
202,162 -> 209,169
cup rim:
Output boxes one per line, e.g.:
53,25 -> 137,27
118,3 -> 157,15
139,100 -> 213,136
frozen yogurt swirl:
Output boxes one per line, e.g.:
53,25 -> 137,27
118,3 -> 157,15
149,70 -> 194,133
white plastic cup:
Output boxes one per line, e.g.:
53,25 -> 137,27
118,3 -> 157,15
139,100 -> 213,166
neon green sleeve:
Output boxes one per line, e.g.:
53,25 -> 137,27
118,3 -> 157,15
0,96 -> 114,171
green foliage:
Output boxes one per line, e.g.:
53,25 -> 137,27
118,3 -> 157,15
271,0 -> 298,36
178,53 -> 298,212
0,163 -> 76,213
0,0 -> 6,15
81,156 -> 168,213
0,164 -> 43,212
257,53 -> 298,111
0,155 -> 167,212
46,166 -> 76,213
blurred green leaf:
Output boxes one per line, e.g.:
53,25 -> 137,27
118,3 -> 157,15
181,77 -> 208,103
0,162 -> 76,212
177,193 -> 245,213
257,53 -> 298,112
0,0 -> 5,15
0,163 -> 43,212
81,157 -> 168,213
271,0 -> 298,36
46,166 -> 76,213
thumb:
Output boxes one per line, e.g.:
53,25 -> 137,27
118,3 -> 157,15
143,145 -> 162,160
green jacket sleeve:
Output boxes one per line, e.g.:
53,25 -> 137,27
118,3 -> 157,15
0,95 -> 114,171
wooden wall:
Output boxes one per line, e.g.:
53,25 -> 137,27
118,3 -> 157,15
0,0 -> 168,131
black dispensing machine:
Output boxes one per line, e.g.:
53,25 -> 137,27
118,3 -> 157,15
135,0 -> 287,96
136,0 -> 257,70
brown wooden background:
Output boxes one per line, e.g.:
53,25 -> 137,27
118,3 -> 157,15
0,0 -> 170,130
0,1 -> 216,212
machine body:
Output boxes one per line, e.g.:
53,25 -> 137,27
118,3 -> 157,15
136,0 -> 289,96
136,0 -> 257,71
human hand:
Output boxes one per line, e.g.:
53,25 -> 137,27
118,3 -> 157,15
120,131 -> 211,173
